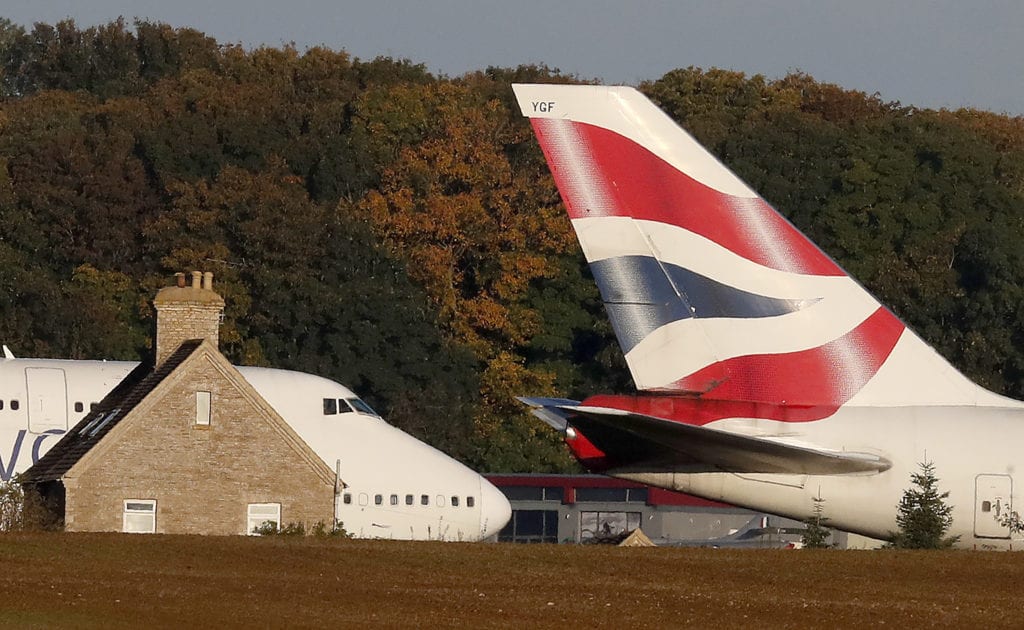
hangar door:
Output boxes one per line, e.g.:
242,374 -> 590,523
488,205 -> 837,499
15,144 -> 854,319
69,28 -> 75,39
974,474 -> 1012,539
24,367 -> 68,434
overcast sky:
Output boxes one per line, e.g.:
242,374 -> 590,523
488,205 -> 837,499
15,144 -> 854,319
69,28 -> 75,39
5,1 -> 1023,115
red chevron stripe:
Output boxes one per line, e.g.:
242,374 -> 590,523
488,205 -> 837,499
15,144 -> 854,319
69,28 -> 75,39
581,392 -> 841,427
531,118 -> 844,277
670,307 -> 904,406
583,307 -> 904,421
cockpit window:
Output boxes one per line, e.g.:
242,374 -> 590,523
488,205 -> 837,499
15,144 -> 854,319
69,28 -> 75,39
323,398 -> 338,415
346,398 -> 379,417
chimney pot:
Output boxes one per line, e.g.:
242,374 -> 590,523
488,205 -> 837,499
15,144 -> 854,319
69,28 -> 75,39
175,272 -> 186,288
202,271 -> 213,291
191,271 -> 202,288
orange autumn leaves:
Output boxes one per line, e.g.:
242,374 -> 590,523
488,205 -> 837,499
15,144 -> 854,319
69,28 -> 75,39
352,82 -> 578,457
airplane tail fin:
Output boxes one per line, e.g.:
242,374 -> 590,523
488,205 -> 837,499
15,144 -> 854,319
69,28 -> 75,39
512,83 -> 1002,410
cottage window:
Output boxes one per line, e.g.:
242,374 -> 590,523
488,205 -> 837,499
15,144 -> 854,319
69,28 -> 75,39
247,503 -> 281,535
196,391 -> 211,426
123,500 -> 157,534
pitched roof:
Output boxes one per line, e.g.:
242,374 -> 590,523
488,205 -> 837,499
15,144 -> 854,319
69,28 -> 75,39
21,340 -> 203,483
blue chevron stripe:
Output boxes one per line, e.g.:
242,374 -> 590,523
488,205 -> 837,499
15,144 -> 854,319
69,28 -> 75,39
589,256 -> 811,353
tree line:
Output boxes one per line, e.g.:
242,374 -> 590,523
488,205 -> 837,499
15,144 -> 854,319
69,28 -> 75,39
2,18 -> 1023,472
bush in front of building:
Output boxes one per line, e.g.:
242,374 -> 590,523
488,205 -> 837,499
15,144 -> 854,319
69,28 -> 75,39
0,478 -> 61,532
252,520 -> 352,538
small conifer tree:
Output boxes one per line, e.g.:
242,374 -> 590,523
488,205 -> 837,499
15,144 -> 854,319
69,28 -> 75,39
889,461 -> 958,549
801,496 -> 833,549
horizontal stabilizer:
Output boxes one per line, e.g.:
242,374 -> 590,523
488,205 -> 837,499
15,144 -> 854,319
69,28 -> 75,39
548,402 -> 890,475
516,396 -> 582,431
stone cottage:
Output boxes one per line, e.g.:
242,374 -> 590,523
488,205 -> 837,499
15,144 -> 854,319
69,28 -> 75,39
21,271 -> 337,534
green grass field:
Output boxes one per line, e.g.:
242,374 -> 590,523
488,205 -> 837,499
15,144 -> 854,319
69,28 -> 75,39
1,533 -> 1022,628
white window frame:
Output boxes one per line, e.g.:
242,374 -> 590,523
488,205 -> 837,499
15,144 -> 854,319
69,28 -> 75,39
247,503 -> 282,535
123,499 -> 157,534
196,391 -> 211,426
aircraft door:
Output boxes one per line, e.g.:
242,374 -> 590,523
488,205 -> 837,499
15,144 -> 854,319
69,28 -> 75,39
24,367 -> 68,434
974,474 -> 1012,539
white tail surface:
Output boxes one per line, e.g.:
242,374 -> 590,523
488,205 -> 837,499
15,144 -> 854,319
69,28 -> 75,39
512,83 -> 1011,409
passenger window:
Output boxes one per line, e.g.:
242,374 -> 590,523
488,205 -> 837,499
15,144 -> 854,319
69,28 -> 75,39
421,494 -> 429,506
358,493 -> 368,507
74,402 -> 84,413
343,493 -> 352,505
390,494 -> 399,506
467,496 -> 475,508
10,400 -> 18,411
451,496 -> 460,507
405,494 -> 414,506
436,495 -> 445,507
323,398 -> 338,415
374,494 -> 383,506
0,400 -> 4,410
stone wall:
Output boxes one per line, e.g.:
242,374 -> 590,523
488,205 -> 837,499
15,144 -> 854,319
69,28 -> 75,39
63,353 -> 335,535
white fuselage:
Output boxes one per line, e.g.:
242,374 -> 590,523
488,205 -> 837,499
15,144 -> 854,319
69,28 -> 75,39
610,403 -> 1024,549
0,356 -> 510,541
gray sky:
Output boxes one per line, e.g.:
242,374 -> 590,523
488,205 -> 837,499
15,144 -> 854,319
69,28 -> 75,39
5,1 -> 1023,115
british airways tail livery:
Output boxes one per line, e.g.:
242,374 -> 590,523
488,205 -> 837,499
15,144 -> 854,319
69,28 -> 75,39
513,83 -> 1023,548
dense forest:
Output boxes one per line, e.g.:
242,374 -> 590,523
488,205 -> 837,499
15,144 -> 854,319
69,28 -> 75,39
2,19 -> 1023,473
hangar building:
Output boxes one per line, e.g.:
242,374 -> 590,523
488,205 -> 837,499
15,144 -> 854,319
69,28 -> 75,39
487,473 -> 860,548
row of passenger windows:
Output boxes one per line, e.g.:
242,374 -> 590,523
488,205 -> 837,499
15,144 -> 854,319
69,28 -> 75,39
323,397 -> 379,417
342,493 -> 475,509
0,400 -> 97,413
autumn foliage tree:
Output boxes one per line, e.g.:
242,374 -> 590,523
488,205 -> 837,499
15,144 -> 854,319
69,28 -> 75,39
4,21 -> 1024,472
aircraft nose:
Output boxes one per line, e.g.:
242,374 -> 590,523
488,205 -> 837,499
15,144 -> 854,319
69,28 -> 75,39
479,477 -> 512,539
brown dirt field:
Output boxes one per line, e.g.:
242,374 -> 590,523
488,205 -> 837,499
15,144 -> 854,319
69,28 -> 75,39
0,534 -> 1022,628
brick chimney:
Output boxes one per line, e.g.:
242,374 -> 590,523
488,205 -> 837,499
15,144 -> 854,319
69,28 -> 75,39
152,271 -> 226,367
